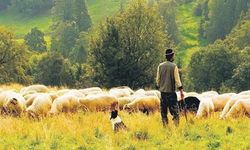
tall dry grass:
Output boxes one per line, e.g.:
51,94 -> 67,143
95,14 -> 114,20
0,112 -> 249,150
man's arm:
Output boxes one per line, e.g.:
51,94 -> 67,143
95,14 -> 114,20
156,65 -> 160,89
174,66 -> 184,99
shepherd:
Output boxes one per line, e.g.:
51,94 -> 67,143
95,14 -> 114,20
156,48 -> 185,127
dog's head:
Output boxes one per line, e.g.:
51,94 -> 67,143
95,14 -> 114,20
110,110 -> 118,119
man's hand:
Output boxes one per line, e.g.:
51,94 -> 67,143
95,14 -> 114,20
180,89 -> 184,100
155,84 -> 159,90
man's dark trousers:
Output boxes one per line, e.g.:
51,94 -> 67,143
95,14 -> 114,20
160,92 -> 180,127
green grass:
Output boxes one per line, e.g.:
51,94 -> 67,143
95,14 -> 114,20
0,9 -> 52,38
0,112 -> 249,150
86,0 -> 122,25
176,1 -> 208,67
0,0 -> 123,38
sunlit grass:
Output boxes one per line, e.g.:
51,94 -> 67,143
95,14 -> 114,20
0,84 -> 249,149
176,0 -> 208,68
0,112 -> 249,150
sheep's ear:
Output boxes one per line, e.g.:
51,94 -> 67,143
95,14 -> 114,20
10,98 -> 18,105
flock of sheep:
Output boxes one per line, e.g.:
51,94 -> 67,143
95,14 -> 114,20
0,84 -> 249,119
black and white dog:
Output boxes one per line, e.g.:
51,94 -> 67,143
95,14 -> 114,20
110,110 -> 127,132
178,96 -> 200,114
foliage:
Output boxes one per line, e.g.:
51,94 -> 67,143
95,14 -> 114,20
186,41 -> 236,92
74,0 -> 92,32
88,0 -> 170,88
0,0 -> 11,10
24,27 -> 47,52
229,47 -> 250,91
51,0 -> 91,59
0,26 -> 32,84
158,0 -> 180,44
69,32 -> 88,64
201,0 -> 249,43
51,21 -> 79,57
34,52 -> 75,87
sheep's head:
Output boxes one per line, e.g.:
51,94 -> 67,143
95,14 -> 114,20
123,104 -> 133,114
5,98 -> 19,116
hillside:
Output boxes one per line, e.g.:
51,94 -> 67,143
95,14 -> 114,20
0,0 -> 122,38
176,0 -> 207,67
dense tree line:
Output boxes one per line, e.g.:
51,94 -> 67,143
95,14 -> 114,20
197,0 -> 249,43
186,10 -> 250,92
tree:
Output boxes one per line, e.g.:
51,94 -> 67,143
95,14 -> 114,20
24,27 -> 47,52
69,32 -> 88,63
74,0 -> 92,32
0,26 -> 32,84
158,0 -> 179,44
51,0 -> 91,58
52,0 -> 74,22
204,0 -> 249,43
88,0 -> 170,88
51,21 -> 79,57
230,47 -> 250,91
186,41 -> 236,92
35,52 -> 75,87
0,0 -> 11,10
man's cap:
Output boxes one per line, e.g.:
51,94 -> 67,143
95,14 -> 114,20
165,49 -> 174,56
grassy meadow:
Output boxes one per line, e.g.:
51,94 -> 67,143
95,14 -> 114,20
0,112 -> 250,150
176,1 -> 207,67
0,84 -> 250,150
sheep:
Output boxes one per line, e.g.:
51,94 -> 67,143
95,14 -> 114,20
109,86 -> 134,98
117,96 -> 132,110
26,93 -> 52,119
224,98 -> 250,118
220,94 -> 250,119
123,96 -> 160,115
49,94 -> 80,115
145,90 -> 161,99
0,91 -> 26,116
79,94 -> 118,112
238,90 -> 250,96
201,91 -> 219,98
129,89 -> 146,101
212,93 -> 236,111
20,84 -> 49,96
196,96 -> 214,118
56,89 -> 71,96
78,87 -> 103,96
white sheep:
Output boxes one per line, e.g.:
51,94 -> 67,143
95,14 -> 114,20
220,94 -> 250,119
49,94 -> 80,115
225,98 -> 250,118
78,87 -> 103,96
196,96 -> 214,118
0,91 -> 26,116
212,93 -> 236,111
109,86 -> 134,98
123,96 -> 160,114
20,84 -> 49,96
79,94 -> 118,112
26,93 -> 52,119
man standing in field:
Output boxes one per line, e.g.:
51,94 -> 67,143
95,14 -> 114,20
156,49 -> 184,127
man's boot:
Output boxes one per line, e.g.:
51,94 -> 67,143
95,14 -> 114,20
162,118 -> 168,128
